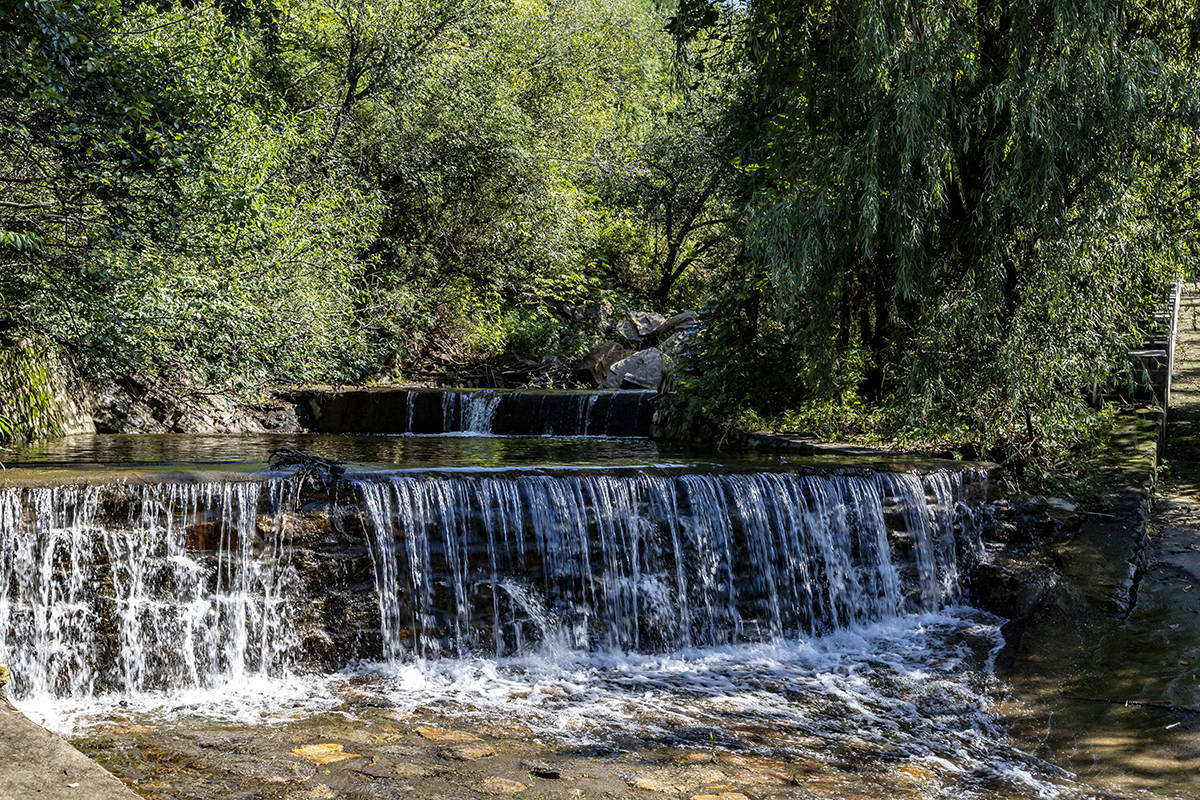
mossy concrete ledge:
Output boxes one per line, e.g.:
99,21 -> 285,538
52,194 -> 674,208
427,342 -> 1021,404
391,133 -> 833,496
0,665 -> 137,800
975,407 -> 1162,630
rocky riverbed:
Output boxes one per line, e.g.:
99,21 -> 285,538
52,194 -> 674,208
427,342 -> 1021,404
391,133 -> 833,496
32,605 -> 1117,800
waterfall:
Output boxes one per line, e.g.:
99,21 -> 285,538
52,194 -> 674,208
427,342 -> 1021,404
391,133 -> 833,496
355,469 -> 982,660
0,480 -> 302,701
442,390 -> 503,433
306,388 -> 657,436
0,467 -> 985,706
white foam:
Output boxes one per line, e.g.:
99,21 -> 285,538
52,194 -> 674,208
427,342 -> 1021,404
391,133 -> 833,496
17,672 -> 339,733
15,608 -> 1094,798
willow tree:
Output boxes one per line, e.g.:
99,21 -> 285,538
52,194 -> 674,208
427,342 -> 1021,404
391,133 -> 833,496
680,0 -> 1200,452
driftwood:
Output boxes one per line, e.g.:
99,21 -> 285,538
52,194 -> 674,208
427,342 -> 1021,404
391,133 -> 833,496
1064,694 -> 1200,716
268,448 -> 346,492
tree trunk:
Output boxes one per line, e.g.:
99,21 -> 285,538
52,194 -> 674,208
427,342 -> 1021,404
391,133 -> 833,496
858,266 -> 892,403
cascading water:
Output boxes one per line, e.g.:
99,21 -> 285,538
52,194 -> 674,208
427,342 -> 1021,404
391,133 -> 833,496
0,463 -> 1099,799
301,388 -> 657,436
355,469 -> 983,660
0,480 -> 303,703
442,390 -> 503,433
337,466 -> 1091,800
0,468 -> 981,705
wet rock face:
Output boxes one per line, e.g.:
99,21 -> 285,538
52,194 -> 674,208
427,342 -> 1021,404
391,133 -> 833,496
966,497 -> 1069,626
177,496 -> 386,671
286,505 -> 385,669
969,554 -> 1061,622
93,379 -> 300,434
964,480 -> 1151,667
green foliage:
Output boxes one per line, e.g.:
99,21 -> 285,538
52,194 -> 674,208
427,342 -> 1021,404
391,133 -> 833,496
590,6 -> 743,311
674,0 -> 1200,462
10,0 -> 1189,473
273,0 -> 672,367
0,345 -> 62,446
0,0 -> 687,401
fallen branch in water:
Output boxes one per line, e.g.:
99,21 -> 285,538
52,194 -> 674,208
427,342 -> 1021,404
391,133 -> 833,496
268,448 -> 346,491
1063,694 -> 1200,715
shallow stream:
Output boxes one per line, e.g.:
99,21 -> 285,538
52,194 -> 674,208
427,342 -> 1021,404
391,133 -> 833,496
0,420 -> 1190,799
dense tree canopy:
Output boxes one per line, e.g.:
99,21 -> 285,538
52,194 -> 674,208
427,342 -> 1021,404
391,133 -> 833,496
0,0 -> 698,397
676,0 -> 1200,459
2,0 -> 1198,464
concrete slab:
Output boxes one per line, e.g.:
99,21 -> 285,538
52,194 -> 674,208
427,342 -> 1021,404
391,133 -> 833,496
0,694 -> 136,800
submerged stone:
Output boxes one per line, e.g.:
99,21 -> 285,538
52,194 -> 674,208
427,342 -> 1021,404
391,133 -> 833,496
290,744 -> 362,765
626,774 -> 678,793
416,727 -> 480,743
473,776 -> 528,795
439,745 -> 496,761
520,759 -> 561,779
391,763 -> 431,778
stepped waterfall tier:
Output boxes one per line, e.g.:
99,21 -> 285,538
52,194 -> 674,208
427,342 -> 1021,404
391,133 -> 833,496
0,468 -> 982,705
293,388 -> 658,436
356,470 -> 982,658
0,481 -> 305,700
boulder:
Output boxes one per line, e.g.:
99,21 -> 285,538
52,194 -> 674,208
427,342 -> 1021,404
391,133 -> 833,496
575,341 -> 631,386
602,348 -> 669,390
611,309 -> 698,348
629,310 -> 668,338
658,310 -> 699,337
561,300 -> 612,327
613,316 -> 643,346
660,329 -> 693,357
